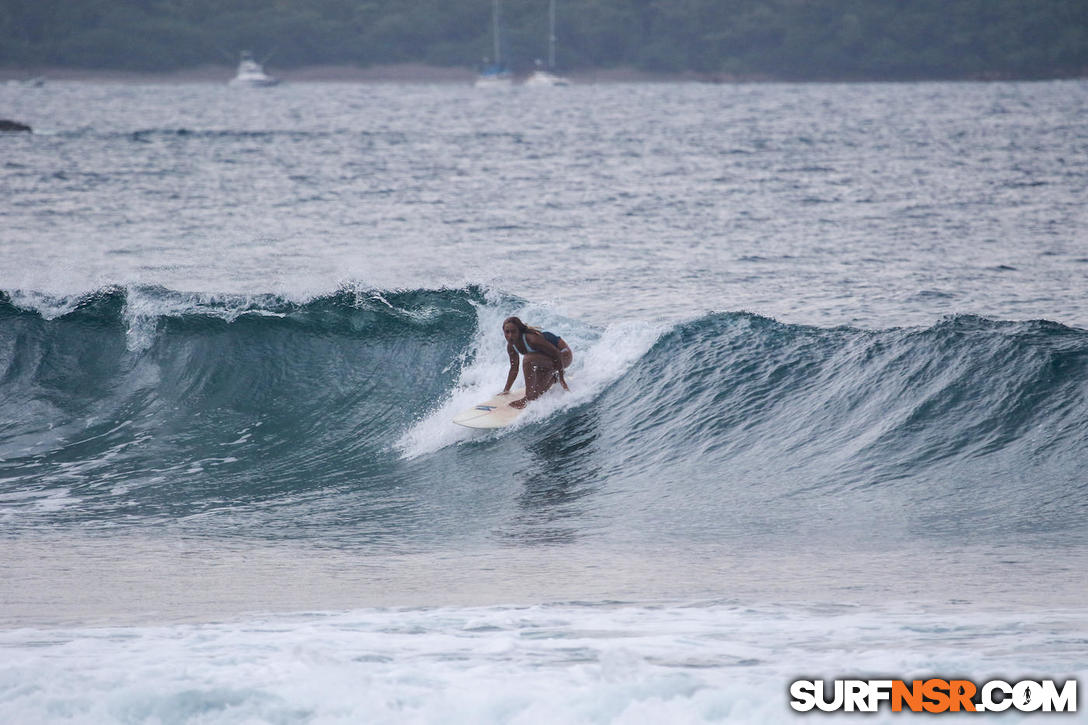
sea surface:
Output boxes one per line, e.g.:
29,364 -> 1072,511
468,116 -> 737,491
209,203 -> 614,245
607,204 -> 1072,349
1,79 -> 1086,723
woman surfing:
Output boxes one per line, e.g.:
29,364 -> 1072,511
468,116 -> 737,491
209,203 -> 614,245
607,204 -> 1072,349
500,316 -> 572,408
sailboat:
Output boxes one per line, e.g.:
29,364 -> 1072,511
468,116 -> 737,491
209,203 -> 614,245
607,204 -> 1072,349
475,0 -> 513,88
524,0 -> 570,86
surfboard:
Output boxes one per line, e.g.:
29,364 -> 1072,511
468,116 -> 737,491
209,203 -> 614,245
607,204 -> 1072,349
452,388 -> 526,429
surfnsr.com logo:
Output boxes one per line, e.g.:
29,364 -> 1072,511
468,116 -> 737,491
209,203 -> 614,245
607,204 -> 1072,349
789,678 -> 1077,713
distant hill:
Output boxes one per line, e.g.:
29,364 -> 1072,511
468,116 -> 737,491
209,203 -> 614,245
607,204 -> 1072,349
1,0 -> 1084,80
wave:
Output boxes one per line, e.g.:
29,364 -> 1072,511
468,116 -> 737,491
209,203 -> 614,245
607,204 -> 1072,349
612,312 -> 1088,481
2,285 -> 1086,542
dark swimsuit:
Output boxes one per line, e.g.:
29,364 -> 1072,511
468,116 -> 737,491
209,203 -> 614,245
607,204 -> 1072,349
521,331 -> 562,353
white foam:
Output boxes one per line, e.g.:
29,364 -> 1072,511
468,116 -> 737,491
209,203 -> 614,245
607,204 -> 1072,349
1,602 -> 1083,724
6,288 -> 95,320
30,488 -> 82,513
119,287 -> 290,352
4,285 -> 298,353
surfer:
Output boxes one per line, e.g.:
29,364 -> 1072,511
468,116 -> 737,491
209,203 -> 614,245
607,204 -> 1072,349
501,316 -> 572,408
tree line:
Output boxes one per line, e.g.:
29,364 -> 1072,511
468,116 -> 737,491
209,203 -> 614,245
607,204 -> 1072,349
1,0 -> 1084,79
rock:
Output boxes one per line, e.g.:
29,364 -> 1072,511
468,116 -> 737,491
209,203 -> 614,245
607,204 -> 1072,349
0,119 -> 32,133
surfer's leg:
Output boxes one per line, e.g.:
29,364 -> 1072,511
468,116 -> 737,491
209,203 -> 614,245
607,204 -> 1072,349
522,353 -> 556,400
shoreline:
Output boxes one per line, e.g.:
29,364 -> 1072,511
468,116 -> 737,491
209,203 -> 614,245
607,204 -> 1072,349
3,63 -> 1083,85
4,532 -> 1085,628
1,63 -> 722,84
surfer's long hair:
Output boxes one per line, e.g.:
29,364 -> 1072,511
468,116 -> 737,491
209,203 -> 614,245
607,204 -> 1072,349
503,316 -> 541,334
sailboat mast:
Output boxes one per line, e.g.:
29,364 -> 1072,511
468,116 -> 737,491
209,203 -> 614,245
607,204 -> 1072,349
548,0 -> 556,69
492,0 -> 502,67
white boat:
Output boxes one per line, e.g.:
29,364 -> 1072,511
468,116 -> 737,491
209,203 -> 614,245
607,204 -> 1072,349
524,0 -> 570,86
524,64 -> 569,87
229,51 -> 279,87
475,0 -> 513,88
4,77 -> 44,88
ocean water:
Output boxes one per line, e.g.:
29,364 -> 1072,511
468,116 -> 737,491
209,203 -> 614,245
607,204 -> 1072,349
1,79 -> 1086,723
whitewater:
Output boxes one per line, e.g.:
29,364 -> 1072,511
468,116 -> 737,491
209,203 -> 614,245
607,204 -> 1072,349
1,79 -> 1086,723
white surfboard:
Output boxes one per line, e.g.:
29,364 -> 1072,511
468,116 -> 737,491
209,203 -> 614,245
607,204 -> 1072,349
452,388 -> 526,429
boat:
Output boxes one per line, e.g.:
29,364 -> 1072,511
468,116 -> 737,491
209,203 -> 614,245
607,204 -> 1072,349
475,0 -> 513,88
229,51 -> 280,87
4,77 -> 44,88
524,62 -> 569,87
524,0 -> 570,86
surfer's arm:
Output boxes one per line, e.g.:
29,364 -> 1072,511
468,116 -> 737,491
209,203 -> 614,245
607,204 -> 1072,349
502,343 -> 518,393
